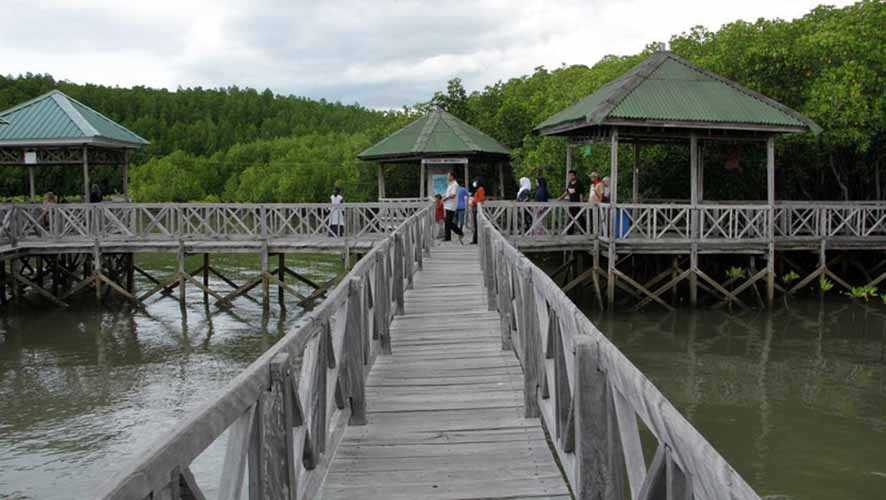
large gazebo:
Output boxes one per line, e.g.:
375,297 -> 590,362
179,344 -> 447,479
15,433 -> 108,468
535,51 -> 820,306
359,107 -> 511,199
0,90 -> 149,200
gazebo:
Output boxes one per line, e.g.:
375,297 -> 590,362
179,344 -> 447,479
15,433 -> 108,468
535,51 -> 820,306
0,90 -> 149,200
359,107 -> 511,199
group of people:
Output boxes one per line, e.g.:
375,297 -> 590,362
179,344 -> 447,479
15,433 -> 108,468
516,170 -> 610,205
433,170 -> 486,244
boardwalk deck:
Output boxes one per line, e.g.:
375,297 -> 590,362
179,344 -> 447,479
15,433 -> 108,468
319,245 -> 571,500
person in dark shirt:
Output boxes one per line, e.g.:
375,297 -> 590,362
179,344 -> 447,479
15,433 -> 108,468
558,170 -> 584,234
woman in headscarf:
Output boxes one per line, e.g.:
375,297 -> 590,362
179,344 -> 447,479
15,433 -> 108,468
516,177 -> 532,233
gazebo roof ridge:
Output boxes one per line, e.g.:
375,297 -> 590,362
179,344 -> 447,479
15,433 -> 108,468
0,89 -> 149,148
535,51 -> 821,136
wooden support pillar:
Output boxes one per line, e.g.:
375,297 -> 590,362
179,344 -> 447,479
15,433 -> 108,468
566,145 -> 573,188
177,242 -> 186,307
0,259 -> 6,305
126,253 -> 135,294
202,253 -> 209,302
261,244 -> 270,312
689,133 -> 699,306
632,143 -> 640,203
277,253 -> 285,307
766,136 -> 776,307
464,161 -> 470,189
82,146 -> 89,201
420,162 -> 426,199
574,336 -> 610,498
122,150 -> 130,200
28,166 -> 36,200
698,142 -> 704,203
497,162 -> 505,199
607,130 -> 619,308
377,163 -> 386,200
93,245 -> 102,304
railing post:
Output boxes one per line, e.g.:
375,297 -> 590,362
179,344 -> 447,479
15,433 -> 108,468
345,277 -> 367,425
519,263 -> 541,418
405,226 -> 414,290
392,233 -> 405,315
375,252 -> 392,354
574,335 -> 615,500
260,352 -> 296,499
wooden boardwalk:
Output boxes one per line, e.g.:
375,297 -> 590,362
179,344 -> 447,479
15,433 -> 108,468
319,245 -> 571,499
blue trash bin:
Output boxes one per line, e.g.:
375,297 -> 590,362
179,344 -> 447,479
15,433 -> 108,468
614,208 -> 631,239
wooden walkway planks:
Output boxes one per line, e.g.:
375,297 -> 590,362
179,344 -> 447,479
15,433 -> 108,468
319,244 -> 570,500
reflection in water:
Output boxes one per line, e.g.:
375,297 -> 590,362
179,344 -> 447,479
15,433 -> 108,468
588,299 -> 886,500
0,253 -> 340,499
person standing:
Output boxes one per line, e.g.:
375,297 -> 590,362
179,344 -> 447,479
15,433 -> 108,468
589,172 -> 603,204
456,181 -> 469,232
434,193 -> 445,239
329,187 -> 344,237
89,184 -> 103,203
516,177 -> 532,233
533,176 -> 550,235
470,176 -> 486,244
442,171 -> 464,243
558,170 -> 584,234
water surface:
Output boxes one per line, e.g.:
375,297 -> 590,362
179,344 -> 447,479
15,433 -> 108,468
0,253 -> 341,499
587,299 -> 886,500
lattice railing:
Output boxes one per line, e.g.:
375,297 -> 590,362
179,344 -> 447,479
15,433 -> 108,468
699,205 -> 769,240
93,206 -> 433,500
478,206 -> 760,500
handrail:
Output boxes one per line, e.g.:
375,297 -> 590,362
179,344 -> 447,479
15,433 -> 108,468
477,205 -> 760,499
0,202 -> 426,247
482,200 -> 886,242
93,204 -> 434,500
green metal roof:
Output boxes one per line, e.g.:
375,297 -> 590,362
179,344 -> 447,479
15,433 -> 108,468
0,90 -> 149,148
359,107 -> 510,161
536,52 -> 820,135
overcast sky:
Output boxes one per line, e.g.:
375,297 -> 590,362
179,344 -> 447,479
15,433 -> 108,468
1,0 -> 852,109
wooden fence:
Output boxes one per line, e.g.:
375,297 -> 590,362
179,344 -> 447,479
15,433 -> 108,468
483,200 -> 886,243
0,202 -> 426,247
93,205 -> 433,500
477,206 -> 760,499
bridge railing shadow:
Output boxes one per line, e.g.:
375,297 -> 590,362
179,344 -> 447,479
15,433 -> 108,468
93,204 -> 434,500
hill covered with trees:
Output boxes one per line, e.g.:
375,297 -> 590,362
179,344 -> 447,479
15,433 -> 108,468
1,0 -> 881,202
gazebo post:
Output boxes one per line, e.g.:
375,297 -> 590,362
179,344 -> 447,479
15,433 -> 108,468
698,143 -> 704,202
689,133 -> 699,306
632,143 -> 640,203
377,163 -> 386,200
607,129 -> 618,308
420,162 -> 426,198
497,162 -> 505,199
464,161 -> 470,189
82,145 -> 90,201
28,166 -> 36,200
122,150 -> 130,200
766,136 -> 776,307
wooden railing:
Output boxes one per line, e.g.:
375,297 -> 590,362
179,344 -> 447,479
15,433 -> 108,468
483,201 -> 886,243
478,206 -> 760,499
93,205 -> 434,500
0,202 -> 425,247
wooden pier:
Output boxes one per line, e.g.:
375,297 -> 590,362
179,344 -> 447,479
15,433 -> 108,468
0,202 -> 422,309
93,203 -> 762,500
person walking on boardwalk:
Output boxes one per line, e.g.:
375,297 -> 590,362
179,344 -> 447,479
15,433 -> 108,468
558,170 -> 584,234
589,171 -> 603,204
329,187 -> 344,237
469,176 -> 486,244
456,180 -> 469,231
434,193 -> 445,239
442,171 -> 464,243
516,177 -> 532,233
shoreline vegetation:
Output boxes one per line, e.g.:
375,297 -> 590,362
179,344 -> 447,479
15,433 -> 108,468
0,1 -> 881,204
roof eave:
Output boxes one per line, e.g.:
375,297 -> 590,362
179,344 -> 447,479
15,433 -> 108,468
359,150 -> 511,163
0,137 -> 148,149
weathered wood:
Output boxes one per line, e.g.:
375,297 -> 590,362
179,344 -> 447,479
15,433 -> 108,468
218,407 -> 254,500
574,335 -> 611,499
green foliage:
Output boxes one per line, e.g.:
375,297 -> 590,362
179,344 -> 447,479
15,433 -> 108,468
726,266 -> 747,281
847,285 -> 878,301
783,270 -> 801,283
3,1 -> 881,203
819,275 -> 835,293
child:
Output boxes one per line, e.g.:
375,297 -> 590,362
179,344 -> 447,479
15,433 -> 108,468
434,193 -> 445,239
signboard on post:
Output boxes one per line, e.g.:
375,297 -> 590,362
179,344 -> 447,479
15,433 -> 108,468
24,151 -> 37,165
422,158 -> 468,198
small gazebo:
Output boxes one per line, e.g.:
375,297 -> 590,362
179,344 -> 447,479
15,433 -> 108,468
0,90 -> 149,200
359,107 -> 511,199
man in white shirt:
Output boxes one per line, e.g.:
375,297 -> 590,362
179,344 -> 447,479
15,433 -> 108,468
442,171 -> 464,243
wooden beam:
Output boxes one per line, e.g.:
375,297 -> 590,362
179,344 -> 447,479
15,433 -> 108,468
632,142 -> 639,203
28,166 -> 36,200
767,136 -> 776,307
378,163 -> 386,199
82,145 -> 89,201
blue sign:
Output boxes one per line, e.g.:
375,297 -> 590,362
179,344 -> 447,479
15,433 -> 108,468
431,174 -> 448,195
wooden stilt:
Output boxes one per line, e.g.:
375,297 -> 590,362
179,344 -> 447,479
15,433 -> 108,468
277,253 -> 285,307
689,246 -> 698,306
177,242 -> 186,307
260,244 -> 270,312
126,254 -> 135,295
93,245 -> 102,304
0,259 -> 6,305
202,253 -> 209,302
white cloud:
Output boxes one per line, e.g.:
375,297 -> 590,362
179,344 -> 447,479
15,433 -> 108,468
0,0 -> 855,108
